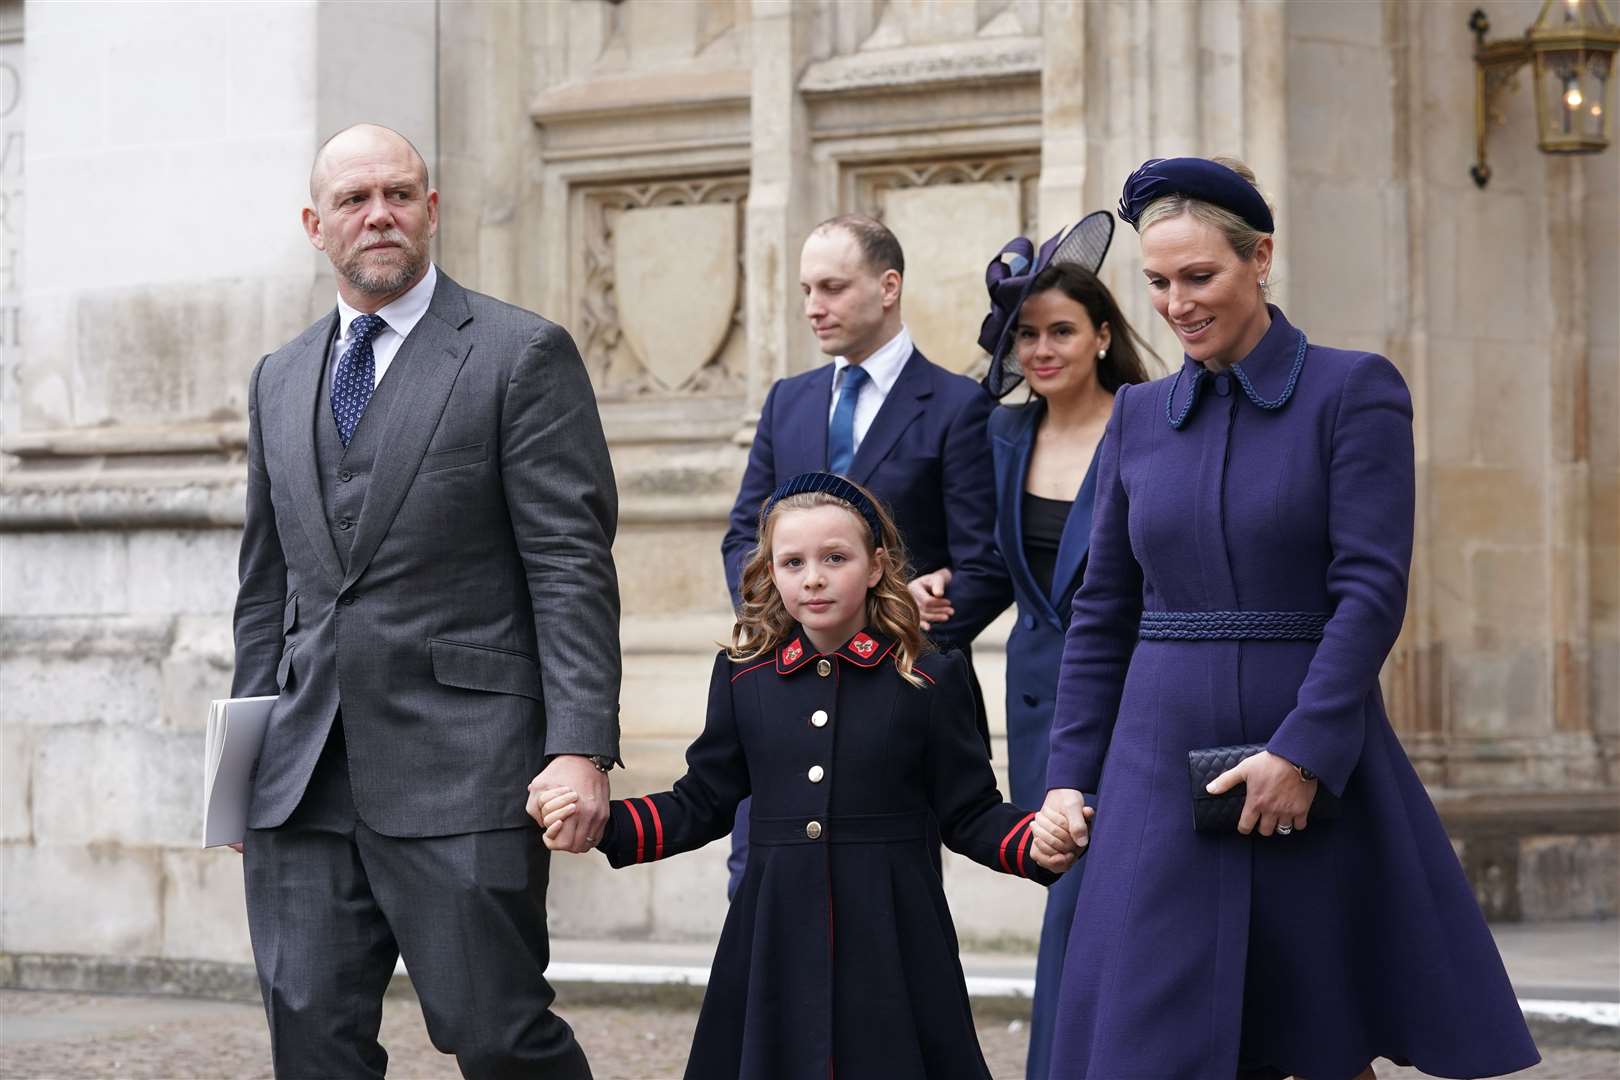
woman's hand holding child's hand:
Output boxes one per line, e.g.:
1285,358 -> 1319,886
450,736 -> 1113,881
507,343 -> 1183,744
1030,790 -> 1094,874
906,568 -> 954,631
1030,832 -> 1076,873
528,785 -> 587,851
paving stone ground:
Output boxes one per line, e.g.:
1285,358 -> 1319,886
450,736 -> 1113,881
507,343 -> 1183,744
2,989 -> 1616,1080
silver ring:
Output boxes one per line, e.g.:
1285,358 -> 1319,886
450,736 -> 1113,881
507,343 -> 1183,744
1276,823 -> 1294,835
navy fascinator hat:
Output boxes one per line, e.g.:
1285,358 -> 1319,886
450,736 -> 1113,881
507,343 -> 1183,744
978,210 -> 1115,399
1117,157 -> 1274,234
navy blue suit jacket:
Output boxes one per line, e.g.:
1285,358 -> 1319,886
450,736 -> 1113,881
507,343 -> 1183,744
988,400 -> 1098,806
722,348 -> 1007,648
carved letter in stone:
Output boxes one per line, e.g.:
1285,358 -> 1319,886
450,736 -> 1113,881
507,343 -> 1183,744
612,203 -> 739,392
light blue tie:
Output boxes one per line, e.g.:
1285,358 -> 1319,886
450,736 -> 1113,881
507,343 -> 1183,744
827,364 -> 869,476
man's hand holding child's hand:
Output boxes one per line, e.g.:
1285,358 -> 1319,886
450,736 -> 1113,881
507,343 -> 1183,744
527,785 -> 591,851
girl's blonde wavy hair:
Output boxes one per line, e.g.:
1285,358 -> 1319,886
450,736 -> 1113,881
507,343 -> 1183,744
728,486 -> 930,687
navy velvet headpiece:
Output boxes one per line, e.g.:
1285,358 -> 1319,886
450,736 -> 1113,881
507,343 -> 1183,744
764,472 -> 883,543
1118,157 -> 1274,234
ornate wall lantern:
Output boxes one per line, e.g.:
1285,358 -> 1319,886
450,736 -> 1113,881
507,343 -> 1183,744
1471,0 -> 1620,187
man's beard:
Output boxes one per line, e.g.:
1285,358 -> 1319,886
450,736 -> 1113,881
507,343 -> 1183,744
337,231 -> 426,295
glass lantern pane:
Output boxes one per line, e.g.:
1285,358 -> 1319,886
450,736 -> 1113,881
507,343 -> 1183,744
1541,49 -> 1586,142
1583,67 -> 1609,137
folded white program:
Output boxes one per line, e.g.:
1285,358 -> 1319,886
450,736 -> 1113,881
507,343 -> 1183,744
202,696 -> 276,848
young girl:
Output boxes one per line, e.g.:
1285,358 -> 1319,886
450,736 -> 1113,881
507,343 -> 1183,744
532,471 -> 1082,1080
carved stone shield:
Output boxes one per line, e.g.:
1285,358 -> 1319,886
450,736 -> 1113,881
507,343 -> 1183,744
612,203 -> 738,390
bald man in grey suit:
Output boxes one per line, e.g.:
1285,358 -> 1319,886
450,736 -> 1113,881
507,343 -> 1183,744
231,123 -> 617,1078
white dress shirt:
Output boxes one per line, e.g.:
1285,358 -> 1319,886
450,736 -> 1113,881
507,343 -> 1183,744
330,263 -> 439,388
828,324 -> 913,456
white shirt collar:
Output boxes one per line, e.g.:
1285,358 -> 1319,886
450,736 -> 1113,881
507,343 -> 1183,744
834,324 -> 912,394
335,263 -> 438,341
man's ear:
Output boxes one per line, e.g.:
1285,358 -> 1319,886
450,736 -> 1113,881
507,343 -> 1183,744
426,188 -> 440,239
880,269 -> 902,311
301,207 -> 326,253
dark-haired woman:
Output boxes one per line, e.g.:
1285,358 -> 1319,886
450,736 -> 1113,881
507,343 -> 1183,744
1033,158 -> 1538,1080
913,221 -> 1150,1080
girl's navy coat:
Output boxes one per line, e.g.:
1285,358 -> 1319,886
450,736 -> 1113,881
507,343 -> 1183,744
595,631 -> 1057,1080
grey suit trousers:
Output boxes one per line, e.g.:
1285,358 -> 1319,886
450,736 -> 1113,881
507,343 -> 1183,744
244,720 -> 591,1080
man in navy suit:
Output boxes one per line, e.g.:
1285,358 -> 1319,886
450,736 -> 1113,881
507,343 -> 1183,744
719,215 -> 1007,892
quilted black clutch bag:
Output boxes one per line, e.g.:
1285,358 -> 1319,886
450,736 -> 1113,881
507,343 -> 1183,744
1187,743 -> 1340,833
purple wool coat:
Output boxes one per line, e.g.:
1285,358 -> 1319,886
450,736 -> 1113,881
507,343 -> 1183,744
1046,308 -> 1539,1080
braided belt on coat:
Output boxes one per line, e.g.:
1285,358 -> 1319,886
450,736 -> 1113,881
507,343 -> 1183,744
1138,610 -> 1330,641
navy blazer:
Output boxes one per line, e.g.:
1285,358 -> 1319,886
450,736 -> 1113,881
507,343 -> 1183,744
722,348 -> 1008,647
987,400 -> 1098,807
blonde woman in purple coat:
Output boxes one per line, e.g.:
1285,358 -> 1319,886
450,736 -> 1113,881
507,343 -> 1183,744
1030,158 -> 1538,1080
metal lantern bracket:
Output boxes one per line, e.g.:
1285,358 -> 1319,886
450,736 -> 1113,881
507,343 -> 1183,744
1471,9 -> 1533,188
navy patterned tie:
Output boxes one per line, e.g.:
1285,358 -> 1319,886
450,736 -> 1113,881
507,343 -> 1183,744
331,313 -> 387,446
827,364 -> 869,476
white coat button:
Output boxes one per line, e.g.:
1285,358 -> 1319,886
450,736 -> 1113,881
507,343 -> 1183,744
806,821 -> 823,840
810,709 -> 829,728
808,765 -> 825,783
816,659 -> 832,677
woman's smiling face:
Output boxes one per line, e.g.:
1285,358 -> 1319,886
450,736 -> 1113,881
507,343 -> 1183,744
1139,212 -> 1272,371
1014,288 -> 1110,403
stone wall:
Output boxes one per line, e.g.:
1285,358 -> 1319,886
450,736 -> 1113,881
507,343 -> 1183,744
2,0 -> 1615,981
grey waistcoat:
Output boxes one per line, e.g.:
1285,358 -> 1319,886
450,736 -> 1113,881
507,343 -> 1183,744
314,344 -> 410,570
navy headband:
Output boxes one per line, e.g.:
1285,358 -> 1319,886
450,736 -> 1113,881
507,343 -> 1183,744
764,472 -> 883,544
1118,157 -> 1274,234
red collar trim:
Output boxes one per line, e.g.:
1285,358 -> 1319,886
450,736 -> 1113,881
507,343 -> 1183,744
836,629 -> 894,668
775,629 -> 895,674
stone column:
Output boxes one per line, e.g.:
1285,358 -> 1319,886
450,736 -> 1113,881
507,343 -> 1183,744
314,1 -> 437,173
1241,0 -> 1288,309
743,0 -> 814,416
1585,108 -> 1620,777
1151,0 -> 1200,155
1037,0 -> 1088,239
1199,0 -> 1246,157
1092,0 -> 1167,365
0,0 -> 21,439
436,0 -> 526,301
1543,156 -> 1593,747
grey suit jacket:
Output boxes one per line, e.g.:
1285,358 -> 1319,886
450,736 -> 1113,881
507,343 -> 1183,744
231,271 -> 621,837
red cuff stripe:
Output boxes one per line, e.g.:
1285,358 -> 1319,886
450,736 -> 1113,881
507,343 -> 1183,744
998,812 -> 1035,874
641,796 -> 665,861
1016,820 -> 1035,877
625,799 -> 647,864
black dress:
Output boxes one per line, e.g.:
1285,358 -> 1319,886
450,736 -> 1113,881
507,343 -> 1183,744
1020,490 -> 1074,597
595,628 -> 1058,1080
